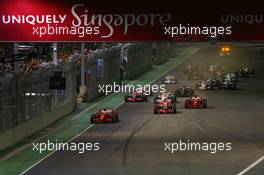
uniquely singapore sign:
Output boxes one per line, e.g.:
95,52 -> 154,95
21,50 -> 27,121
0,0 -> 263,41
0,2 -> 172,41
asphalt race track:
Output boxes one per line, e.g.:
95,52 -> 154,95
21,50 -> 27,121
24,43 -> 264,175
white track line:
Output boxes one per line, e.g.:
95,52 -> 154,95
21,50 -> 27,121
20,124 -> 95,175
19,48 -> 197,175
237,155 -> 264,175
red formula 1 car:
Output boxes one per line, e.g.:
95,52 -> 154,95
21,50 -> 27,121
185,96 -> 207,109
124,91 -> 148,102
90,108 -> 119,123
154,99 -> 176,114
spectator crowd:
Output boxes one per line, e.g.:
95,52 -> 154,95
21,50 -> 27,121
0,43 -> 121,76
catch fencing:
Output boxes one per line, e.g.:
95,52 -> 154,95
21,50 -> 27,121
0,62 -> 77,132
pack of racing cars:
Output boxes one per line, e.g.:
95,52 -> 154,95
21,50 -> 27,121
196,77 -> 236,90
91,62 -> 255,124
195,65 -> 256,91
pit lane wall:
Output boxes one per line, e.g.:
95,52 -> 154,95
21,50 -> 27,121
126,43 -> 180,79
0,62 -> 77,151
152,43 -> 169,65
125,43 -> 153,79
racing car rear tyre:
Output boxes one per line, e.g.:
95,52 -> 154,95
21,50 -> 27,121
185,100 -> 190,109
90,115 -> 95,123
112,116 -> 119,123
169,96 -> 176,103
154,108 -> 159,114
153,97 -> 158,103
203,100 -> 207,108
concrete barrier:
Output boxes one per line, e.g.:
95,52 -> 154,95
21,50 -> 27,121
0,100 -> 76,150
153,43 -> 169,65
